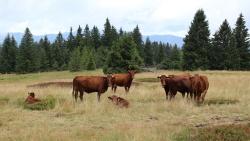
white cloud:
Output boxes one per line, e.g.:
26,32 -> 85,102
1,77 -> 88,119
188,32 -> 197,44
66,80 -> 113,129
0,0 -> 249,37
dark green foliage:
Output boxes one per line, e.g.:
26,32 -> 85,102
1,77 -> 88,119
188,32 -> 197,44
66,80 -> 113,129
155,42 -> 165,64
0,34 -> 17,73
183,9 -> 210,70
51,32 -> 68,70
16,28 -> 40,73
95,46 -> 108,68
102,18 -> 112,47
144,37 -> 154,66
83,24 -> 91,47
80,47 -> 96,70
67,27 -> 75,52
91,26 -> 101,50
68,48 -> 81,72
209,20 -> 240,70
75,25 -> 83,48
104,35 -> 142,73
132,25 -> 144,58
233,14 -> 250,70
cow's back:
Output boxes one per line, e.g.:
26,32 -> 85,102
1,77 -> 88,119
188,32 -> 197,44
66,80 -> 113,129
77,76 -> 108,93
113,73 -> 130,86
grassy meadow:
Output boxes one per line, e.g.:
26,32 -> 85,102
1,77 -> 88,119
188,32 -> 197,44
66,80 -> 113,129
0,70 -> 250,141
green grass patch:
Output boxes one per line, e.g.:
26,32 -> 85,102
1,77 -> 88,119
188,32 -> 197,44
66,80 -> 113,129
174,123 -> 250,141
204,98 -> 239,105
136,78 -> 159,83
17,95 -> 56,110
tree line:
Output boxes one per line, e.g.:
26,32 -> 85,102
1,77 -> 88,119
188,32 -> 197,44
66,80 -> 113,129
0,18 -> 181,74
0,9 -> 249,74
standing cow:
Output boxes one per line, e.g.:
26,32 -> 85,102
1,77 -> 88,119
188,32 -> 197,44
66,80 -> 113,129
157,74 -> 192,100
111,70 -> 136,93
190,74 -> 209,102
72,75 -> 114,102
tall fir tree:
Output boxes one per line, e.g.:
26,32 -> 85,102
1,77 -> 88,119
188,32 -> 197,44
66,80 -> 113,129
132,25 -> 144,59
233,14 -> 250,70
67,27 -> 75,53
91,26 -> 101,50
209,20 -> 231,70
0,34 -> 17,73
83,24 -> 91,47
144,37 -> 154,66
183,9 -> 210,70
68,47 -> 81,72
75,25 -> 83,48
16,28 -> 39,73
155,42 -> 165,64
102,18 -> 112,47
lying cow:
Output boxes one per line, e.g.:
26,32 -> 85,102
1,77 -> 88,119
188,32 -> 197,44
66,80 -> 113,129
72,75 -> 114,102
111,70 -> 136,93
25,92 -> 41,104
157,74 -> 192,100
108,95 -> 129,108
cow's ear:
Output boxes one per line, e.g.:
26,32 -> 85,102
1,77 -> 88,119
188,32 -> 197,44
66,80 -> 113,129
108,97 -> 113,100
157,75 -> 161,79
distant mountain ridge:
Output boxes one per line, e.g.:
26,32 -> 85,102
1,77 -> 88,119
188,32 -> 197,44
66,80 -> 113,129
0,32 -> 184,47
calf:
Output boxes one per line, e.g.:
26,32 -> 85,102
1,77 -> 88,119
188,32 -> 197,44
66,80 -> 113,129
25,92 -> 41,104
108,95 -> 129,108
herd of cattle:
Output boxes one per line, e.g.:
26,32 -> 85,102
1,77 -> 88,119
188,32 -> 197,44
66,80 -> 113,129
72,70 -> 209,106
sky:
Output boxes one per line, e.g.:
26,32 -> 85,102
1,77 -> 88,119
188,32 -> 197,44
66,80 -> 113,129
0,0 -> 249,37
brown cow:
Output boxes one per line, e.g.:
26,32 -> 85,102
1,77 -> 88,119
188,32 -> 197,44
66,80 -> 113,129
157,74 -> 192,100
108,95 -> 129,108
111,70 -> 136,93
190,74 -> 209,102
25,92 -> 41,104
72,75 -> 113,102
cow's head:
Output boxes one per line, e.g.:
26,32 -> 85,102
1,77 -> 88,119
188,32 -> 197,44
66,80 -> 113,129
128,70 -> 136,79
106,74 -> 115,87
157,75 -> 168,87
28,92 -> 35,98
108,95 -> 119,103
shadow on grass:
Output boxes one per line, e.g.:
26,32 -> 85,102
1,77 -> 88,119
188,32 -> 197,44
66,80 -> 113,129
196,98 -> 239,106
0,97 -> 9,106
174,123 -> 250,141
16,95 -> 56,110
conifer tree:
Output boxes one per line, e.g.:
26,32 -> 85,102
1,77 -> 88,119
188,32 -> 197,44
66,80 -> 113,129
0,34 -> 17,73
132,25 -> 144,58
183,9 -> 210,70
233,14 -> 250,70
102,18 -> 112,47
16,28 -> 39,73
91,26 -> 101,50
68,48 -> 81,72
144,37 -> 154,66
83,24 -> 91,47
75,25 -> 83,48
67,27 -> 75,53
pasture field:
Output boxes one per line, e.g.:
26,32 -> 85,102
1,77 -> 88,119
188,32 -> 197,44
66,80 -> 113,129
0,70 -> 250,141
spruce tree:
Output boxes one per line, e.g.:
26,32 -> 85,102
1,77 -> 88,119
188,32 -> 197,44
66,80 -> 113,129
67,27 -> 75,53
95,46 -> 108,68
102,18 -> 112,47
183,9 -> 210,70
132,25 -> 144,58
144,37 -> 154,66
91,26 -> 101,50
16,28 -> 39,73
0,34 -> 17,73
83,24 -> 91,47
209,20 -> 231,70
75,25 -> 83,48
68,48 -> 81,72
52,32 -> 67,70
233,14 -> 250,70
155,42 -> 165,64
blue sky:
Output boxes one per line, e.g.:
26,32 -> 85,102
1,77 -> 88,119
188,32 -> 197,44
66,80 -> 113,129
0,0 -> 249,37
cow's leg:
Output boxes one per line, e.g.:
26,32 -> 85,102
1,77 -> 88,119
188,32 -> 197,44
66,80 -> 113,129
114,86 -> 117,93
74,90 -> 78,102
125,87 -> 128,94
97,92 -> 101,102
181,92 -> 185,98
79,91 -> 84,101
